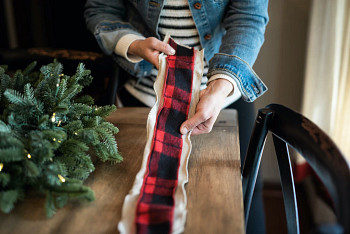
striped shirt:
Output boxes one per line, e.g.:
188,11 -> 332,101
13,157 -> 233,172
124,0 -> 209,107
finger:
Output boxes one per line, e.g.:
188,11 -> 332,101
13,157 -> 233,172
151,39 -> 175,55
190,118 -> 215,135
191,127 -> 205,136
180,111 -> 208,135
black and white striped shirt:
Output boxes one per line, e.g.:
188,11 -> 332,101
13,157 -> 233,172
122,0 -> 240,107
124,0 -> 209,107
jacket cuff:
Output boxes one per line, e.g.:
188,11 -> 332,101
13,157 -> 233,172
208,53 -> 267,102
114,34 -> 145,63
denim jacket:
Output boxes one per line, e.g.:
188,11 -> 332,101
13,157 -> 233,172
85,0 -> 269,102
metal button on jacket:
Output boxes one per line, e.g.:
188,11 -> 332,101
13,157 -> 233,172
204,34 -> 212,40
194,2 -> 201,9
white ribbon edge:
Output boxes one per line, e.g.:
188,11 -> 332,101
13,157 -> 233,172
118,34 -> 203,234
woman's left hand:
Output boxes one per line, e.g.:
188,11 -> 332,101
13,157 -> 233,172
180,79 -> 233,135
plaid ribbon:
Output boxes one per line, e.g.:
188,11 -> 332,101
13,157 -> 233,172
135,38 -> 195,234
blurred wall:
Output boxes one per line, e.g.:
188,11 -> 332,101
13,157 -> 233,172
253,0 -> 312,182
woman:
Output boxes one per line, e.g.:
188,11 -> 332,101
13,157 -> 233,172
85,1 -> 269,233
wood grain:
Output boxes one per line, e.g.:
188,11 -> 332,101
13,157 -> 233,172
186,121 -> 243,233
0,108 -> 243,234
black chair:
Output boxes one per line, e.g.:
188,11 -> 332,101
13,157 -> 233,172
242,104 -> 350,234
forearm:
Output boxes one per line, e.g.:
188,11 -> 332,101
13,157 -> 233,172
208,0 -> 269,102
219,0 -> 269,66
84,0 -> 143,55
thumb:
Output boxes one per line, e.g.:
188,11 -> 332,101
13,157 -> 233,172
180,111 -> 205,135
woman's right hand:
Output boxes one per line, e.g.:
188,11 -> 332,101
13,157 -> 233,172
128,37 -> 176,69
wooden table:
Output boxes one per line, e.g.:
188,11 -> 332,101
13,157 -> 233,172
0,107 -> 244,234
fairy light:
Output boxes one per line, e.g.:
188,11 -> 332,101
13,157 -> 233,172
51,112 -> 56,122
57,120 -> 62,126
74,132 -> 78,136
27,153 -> 32,159
58,174 -> 66,183
58,140 -> 62,143
53,138 -> 56,142
0,163 -> 3,171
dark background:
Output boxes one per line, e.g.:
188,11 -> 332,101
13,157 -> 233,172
0,0 -> 100,51
0,0 -> 116,105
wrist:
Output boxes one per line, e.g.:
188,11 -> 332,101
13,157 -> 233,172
114,34 -> 145,63
207,78 -> 234,97
128,39 -> 143,56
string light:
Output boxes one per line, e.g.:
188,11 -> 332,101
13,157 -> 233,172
58,174 -> 66,183
0,163 -> 3,171
53,138 -> 56,142
74,132 -> 78,135
59,74 -> 64,77
51,113 -> 56,122
58,140 -> 62,143
27,153 -> 32,159
57,120 -> 62,126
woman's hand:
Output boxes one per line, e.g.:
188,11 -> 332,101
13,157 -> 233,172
180,79 -> 233,135
128,37 -> 175,69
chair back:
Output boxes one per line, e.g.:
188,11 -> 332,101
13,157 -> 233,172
242,104 -> 350,234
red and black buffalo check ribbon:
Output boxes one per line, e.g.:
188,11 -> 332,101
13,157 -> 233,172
135,38 -> 195,234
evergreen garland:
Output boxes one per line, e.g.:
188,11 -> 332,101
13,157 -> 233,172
0,60 -> 122,217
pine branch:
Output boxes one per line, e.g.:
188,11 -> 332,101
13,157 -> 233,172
0,173 -> 10,187
4,89 -> 28,106
22,61 -> 37,76
59,85 -> 82,104
0,190 -> 21,213
74,95 -> 94,105
99,121 -> 119,134
77,128 -> 99,144
96,128 -> 119,155
0,60 -> 122,217
53,161 -> 68,177
0,120 -> 11,133
69,103 -> 92,115
59,138 -> 89,155
0,132 -> 23,148
24,83 -> 36,103
50,179 -> 94,201
45,191 -> 56,218
62,120 -> 83,133
0,147 -> 25,162
24,160 -> 40,178
13,71 -> 24,91
56,78 -> 67,101
71,63 -> 93,87
92,105 -> 116,118
45,180 -> 95,218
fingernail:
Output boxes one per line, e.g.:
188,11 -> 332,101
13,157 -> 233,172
180,127 -> 188,135
169,47 -> 175,55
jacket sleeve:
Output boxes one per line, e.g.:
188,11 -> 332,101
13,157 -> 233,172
207,0 -> 269,102
84,0 -> 144,56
